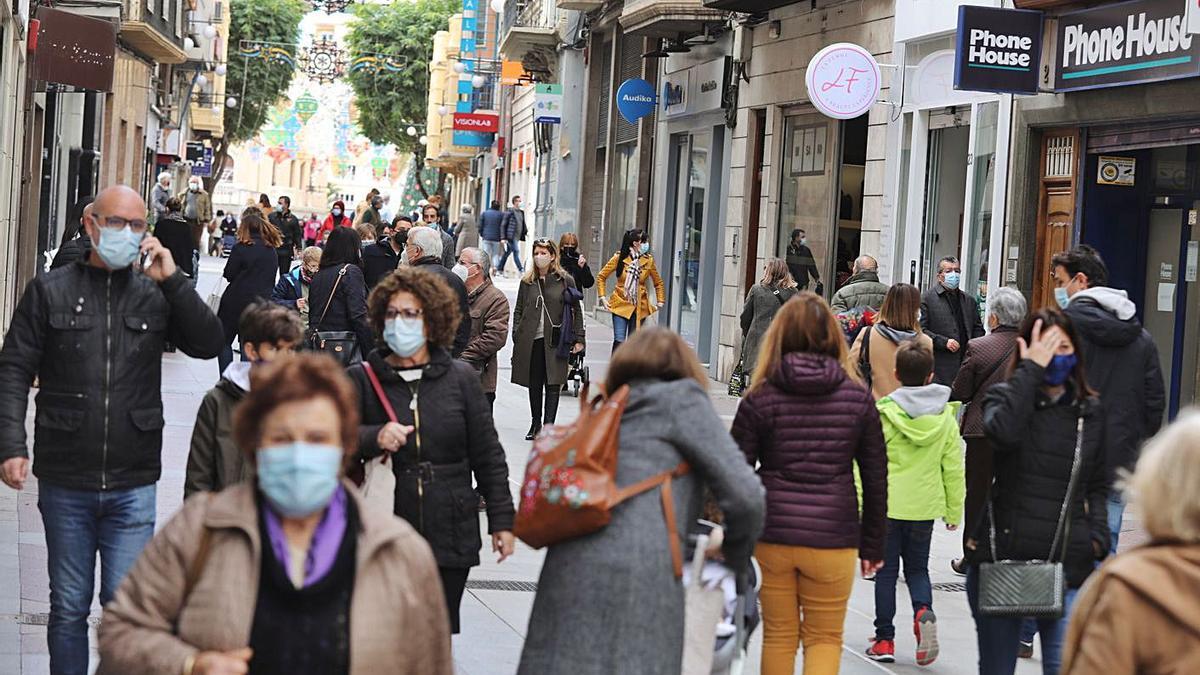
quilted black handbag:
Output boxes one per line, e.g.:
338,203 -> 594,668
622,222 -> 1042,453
978,416 -> 1083,619
306,265 -> 360,366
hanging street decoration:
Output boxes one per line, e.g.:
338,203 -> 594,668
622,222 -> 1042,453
238,40 -> 296,67
309,0 -> 354,14
299,36 -> 346,85
350,53 -> 409,75
294,92 -> 319,123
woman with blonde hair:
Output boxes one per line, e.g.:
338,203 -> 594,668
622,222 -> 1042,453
849,283 -> 934,400
1061,411 -> 1200,674
519,327 -> 764,675
732,293 -> 887,675
511,238 -> 585,439
740,258 -> 800,378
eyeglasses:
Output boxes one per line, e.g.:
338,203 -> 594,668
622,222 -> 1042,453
92,214 -> 149,233
385,308 -> 424,321
534,238 -> 554,246
422,214 -> 439,221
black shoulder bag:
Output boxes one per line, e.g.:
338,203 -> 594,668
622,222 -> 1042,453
978,415 -> 1083,619
858,325 -> 873,390
306,265 -> 360,366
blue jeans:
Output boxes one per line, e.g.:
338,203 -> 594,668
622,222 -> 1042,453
498,240 -> 523,273
1107,490 -> 1125,554
612,313 -> 638,343
874,519 -> 934,640
481,240 -> 502,270
39,483 -> 157,675
966,564 -> 1078,675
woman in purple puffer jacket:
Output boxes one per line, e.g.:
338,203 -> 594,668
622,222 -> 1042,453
732,292 -> 888,675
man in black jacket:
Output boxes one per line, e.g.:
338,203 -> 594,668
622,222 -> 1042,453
405,226 -> 470,357
0,185 -> 224,673
921,256 -> 985,385
269,195 -> 303,278
1053,245 -> 1166,553
362,219 -> 402,288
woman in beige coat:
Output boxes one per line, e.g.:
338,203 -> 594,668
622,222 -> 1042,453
848,283 -> 933,400
98,355 -> 451,675
1062,411 -> 1200,675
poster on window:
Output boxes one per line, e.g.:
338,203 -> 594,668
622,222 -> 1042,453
790,124 -> 827,177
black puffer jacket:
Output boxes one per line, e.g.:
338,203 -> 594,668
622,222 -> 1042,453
1064,290 -> 1166,478
349,349 -> 514,568
978,359 -> 1109,588
0,263 -> 225,490
307,263 -> 374,354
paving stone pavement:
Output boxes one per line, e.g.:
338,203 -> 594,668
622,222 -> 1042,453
0,257 -> 1145,674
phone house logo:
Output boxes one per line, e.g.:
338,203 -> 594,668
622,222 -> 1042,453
1061,12 -> 1193,72
967,29 -> 1035,71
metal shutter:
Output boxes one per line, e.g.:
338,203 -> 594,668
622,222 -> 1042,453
596,39 -> 612,148
614,35 -> 643,145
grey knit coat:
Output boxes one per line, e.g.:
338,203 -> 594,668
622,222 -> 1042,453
517,379 -> 765,675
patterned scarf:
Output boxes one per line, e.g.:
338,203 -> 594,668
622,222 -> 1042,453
623,254 -> 642,303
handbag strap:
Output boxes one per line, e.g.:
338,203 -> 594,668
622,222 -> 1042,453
313,265 -> 349,331
989,414 -> 1084,562
361,362 -> 398,423
611,463 -> 691,578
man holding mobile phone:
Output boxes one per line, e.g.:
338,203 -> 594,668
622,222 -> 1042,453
0,185 -> 224,674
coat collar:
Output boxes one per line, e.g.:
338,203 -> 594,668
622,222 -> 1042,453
467,276 -> 497,301
202,480 -> 415,564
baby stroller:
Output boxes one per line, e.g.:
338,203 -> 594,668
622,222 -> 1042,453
682,520 -> 762,675
563,349 -> 589,397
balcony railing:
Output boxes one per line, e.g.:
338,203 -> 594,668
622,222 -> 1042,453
500,0 -> 562,59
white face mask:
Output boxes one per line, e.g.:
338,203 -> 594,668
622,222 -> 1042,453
452,263 -> 469,282
534,254 -> 552,270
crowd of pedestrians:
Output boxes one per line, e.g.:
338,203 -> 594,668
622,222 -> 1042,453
3,177 -> 1196,675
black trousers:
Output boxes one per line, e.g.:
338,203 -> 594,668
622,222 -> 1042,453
486,391 -> 495,411
277,250 -> 293,278
439,567 -> 470,634
528,338 -> 561,426
963,436 -> 994,549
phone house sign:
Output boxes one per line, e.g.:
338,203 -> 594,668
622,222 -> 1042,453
1055,0 -> 1200,91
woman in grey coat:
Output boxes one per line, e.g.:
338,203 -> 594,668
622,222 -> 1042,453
518,327 -> 765,675
454,204 -> 479,257
740,258 -> 799,377
511,238 -> 585,439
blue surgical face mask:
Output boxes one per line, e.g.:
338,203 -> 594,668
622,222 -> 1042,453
1043,353 -> 1077,387
332,208 -> 342,216
256,442 -> 342,518
95,225 -> 144,269
943,271 -> 961,290
639,242 -> 649,255
384,317 -> 426,357
1054,287 -> 1071,309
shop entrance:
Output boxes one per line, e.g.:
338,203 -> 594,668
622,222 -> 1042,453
1080,143 -> 1200,418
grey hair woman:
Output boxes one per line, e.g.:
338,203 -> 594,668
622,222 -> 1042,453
454,203 -> 480,257
740,258 -> 800,378
1062,411 -> 1200,673
950,286 -> 1027,571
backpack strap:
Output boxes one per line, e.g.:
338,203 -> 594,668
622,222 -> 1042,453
612,462 -> 690,577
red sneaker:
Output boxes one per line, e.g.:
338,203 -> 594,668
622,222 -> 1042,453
865,638 -> 895,663
914,607 -> 939,666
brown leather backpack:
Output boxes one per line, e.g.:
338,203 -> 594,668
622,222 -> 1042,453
514,384 -> 690,576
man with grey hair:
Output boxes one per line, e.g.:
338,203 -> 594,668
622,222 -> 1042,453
921,256 -> 985,385
949,285 -> 1027,574
406,226 -> 471,356
830,254 -> 890,312
458,247 -> 509,410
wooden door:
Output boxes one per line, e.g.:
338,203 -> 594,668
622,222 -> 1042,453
1033,130 -> 1080,309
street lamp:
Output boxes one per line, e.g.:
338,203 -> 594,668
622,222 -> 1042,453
406,126 -> 417,136
419,135 -> 428,145
226,96 -> 238,108
438,106 -> 449,116
452,61 -> 466,74
471,74 -> 486,88
490,0 -> 504,13
184,37 -> 195,50
195,73 -> 208,88
202,25 -> 217,40
215,63 -> 227,76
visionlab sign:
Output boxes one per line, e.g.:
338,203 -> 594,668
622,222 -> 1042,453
954,6 -> 1043,94
1055,0 -> 1200,91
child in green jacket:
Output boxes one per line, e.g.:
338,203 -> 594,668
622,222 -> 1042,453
865,340 -> 965,666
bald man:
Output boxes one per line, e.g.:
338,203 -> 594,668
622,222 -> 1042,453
830,254 -> 890,313
49,199 -> 95,271
0,184 -> 224,674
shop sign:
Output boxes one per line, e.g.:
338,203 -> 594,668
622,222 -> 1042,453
789,123 -> 828,176
616,78 -> 657,122
452,112 -> 500,133
32,8 -> 116,92
661,58 -> 728,119
452,131 -> 492,148
534,84 -> 562,124
662,73 -> 688,117
1055,0 -> 1200,92
1189,0 -> 1200,35
1097,155 -> 1136,185
804,43 -> 881,120
954,6 -> 1043,95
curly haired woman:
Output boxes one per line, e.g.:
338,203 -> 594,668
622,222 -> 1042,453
346,266 -> 515,635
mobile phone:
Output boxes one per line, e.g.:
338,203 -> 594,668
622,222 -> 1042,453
141,249 -> 156,271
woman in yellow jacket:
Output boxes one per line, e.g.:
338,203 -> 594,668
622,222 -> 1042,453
596,228 -> 666,353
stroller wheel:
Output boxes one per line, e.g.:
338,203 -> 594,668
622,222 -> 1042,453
570,379 -> 580,397
581,366 -> 590,385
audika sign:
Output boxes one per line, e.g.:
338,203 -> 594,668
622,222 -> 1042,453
954,6 -> 1043,95
1055,0 -> 1200,92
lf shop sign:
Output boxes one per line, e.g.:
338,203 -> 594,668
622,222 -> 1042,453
804,43 -> 881,120
954,6 -> 1043,94
1055,0 -> 1200,91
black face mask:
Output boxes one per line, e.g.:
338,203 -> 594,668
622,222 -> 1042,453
394,229 -> 409,248
560,246 -> 578,259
